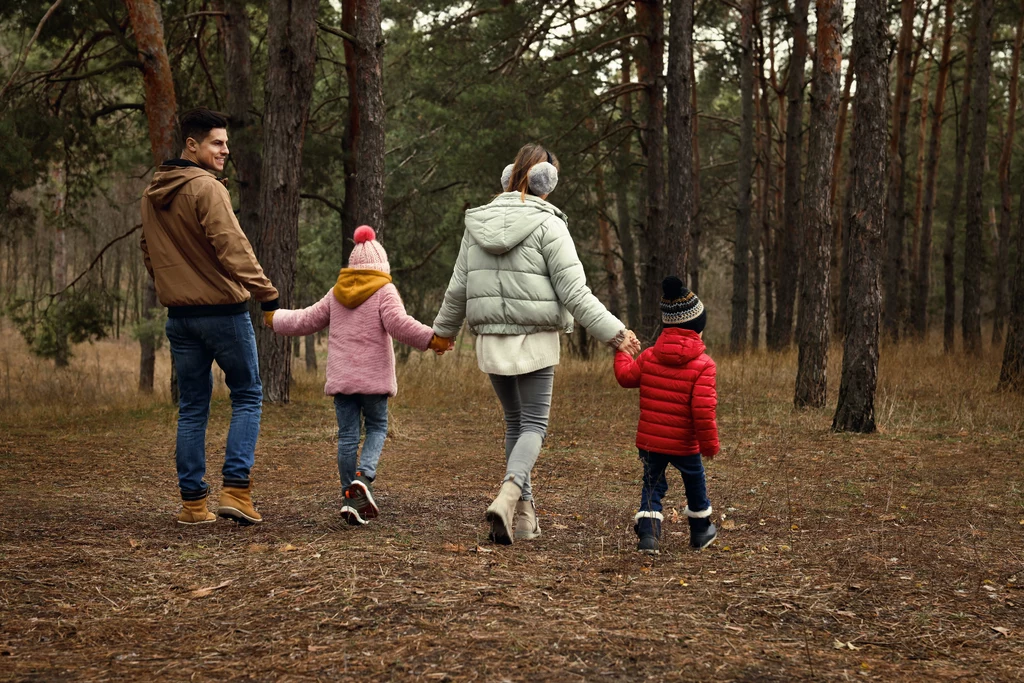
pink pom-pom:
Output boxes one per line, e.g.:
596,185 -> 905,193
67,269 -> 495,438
354,225 -> 376,244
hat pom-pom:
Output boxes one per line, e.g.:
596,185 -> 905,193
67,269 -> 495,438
662,275 -> 684,299
354,225 -> 376,244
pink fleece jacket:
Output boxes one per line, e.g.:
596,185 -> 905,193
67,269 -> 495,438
272,283 -> 434,397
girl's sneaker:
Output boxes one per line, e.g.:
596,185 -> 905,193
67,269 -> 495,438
342,472 -> 379,526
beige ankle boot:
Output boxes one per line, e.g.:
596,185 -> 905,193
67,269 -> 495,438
178,498 -> 216,525
217,485 -> 263,525
485,480 -> 521,545
514,499 -> 541,541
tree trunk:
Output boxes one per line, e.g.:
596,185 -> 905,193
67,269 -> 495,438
688,61 -> 702,294
616,38 -> 641,328
254,0 -> 319,404
961,0 -> 994,354
769,0 -> 809,350
595,159 -> 621,318
794,0 -> 843,407
340,0 -> 359,263
833,0 -> 889,433
51,162 -> 69,368
305,333 -> 317,372
757,28 -> 776,344
352,0 -> 385,233
636,0 -> 666,339
944,0 -> 978,353
126,0 -> 178,395
911,0 -> 955,338
830,55 -> 855,334
730,0 -> 754,353
215,0 -> 261,241
993,3 -> 1024,346
999,192 -> 1024,389
666,0 -> 694,280
882,0 -> 916,342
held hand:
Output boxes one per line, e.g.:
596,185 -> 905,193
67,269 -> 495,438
428,335 -> 454,354
263,311 -> 275,329
618,329 -> 641,356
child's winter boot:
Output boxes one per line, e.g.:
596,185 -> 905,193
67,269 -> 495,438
685,506 -> 717,549
634,511 -> 663,554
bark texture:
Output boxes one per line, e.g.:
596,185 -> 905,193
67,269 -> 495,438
769,0 -> 809,350
254,0 -> 319,403
352,0 -> 385,233
1000,192 -> 1024,390
616,37 -> 640,328
125,0 -> 178,395
794,0 -> 842,408
833,0 -> 888,433
882,0 -> 917,341
944,0 -> 978,352
961,0 -> 994,354
993,4 -> 1023,346
215,0 -> 261,241
730,0 -> 754,353
910,0 -> 955,338
666,0 -> 694,281
636,0 -> 666,340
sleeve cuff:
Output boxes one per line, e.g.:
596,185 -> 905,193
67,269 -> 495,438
260,298 -> 280,312
607,329 -> 626,349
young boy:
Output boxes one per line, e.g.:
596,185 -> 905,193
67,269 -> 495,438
613,276 -> 720,554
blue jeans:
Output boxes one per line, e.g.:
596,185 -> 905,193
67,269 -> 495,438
165,313 -> 262,500
638,449 -> 710,515
334,394 -> 388,488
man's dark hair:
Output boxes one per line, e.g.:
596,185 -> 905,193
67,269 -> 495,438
179,108 -> 229,146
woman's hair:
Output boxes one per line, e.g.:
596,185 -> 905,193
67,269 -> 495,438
505,143 -> 560,201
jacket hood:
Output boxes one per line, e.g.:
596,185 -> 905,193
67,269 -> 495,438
652,327 -> 706,366
464,192 -> 569,255
144,161 -> 215,208
333,268 -> 392,308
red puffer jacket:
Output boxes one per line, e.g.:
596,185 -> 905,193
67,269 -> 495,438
614,328 -> 720,457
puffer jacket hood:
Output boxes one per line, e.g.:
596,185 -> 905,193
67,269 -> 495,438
651,328 -> 706,366
333,268 -> 393,308
144,162 -> 210,209
464,192 -> 569,255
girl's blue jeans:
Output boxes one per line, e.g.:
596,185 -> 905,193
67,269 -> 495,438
334,393 -> 389,488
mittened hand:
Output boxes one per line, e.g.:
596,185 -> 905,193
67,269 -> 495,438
263,311 -> 275,329
429,335 -> 454,354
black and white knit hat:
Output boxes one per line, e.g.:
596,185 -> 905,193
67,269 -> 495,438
661,276 -> 706,332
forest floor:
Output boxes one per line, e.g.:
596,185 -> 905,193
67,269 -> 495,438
1,328 -> 1023,682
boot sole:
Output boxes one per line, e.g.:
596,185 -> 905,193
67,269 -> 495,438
637,548 -> 661,555
177,518 -> 216,525
217,507 -> 262,525
346,481 -> 379,520
341,505 -> 367,526
485,509 -> 514,545
692,534 -> 717,550
514,529 -> 542,541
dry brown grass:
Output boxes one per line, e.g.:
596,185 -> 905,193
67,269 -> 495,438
1,327 -> 1022,681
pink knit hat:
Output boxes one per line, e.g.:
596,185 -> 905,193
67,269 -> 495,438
348,225 -> 390,274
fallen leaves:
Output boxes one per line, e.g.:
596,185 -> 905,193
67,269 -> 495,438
443,543 -> 467,553
279,544 -> 299,553
992,626 -> 1011,637
833,639 -> 861,650
721,520 -> 736,531
188,580 -> 232,599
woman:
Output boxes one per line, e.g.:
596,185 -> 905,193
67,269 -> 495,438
433,143 -> 640,545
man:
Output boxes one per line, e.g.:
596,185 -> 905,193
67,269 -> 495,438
140,108 -> 277,526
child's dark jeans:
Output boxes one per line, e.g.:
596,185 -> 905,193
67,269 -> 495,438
638,449 -> 711,516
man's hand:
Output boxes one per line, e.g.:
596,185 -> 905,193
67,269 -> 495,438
263,311 -> 275,329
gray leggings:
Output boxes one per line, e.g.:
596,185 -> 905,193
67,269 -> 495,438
488,366 -> 555,502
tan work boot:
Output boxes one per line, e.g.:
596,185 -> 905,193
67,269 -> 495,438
485,480 -> 521,545
217,485 -> 263,525
514,499 -> 542,541
178,498 -> 216,525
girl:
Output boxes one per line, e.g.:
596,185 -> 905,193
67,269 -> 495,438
433,143 -> 640,545
267,226 -> 451,525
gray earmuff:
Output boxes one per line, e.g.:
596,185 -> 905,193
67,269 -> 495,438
500,161 -> 559,195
